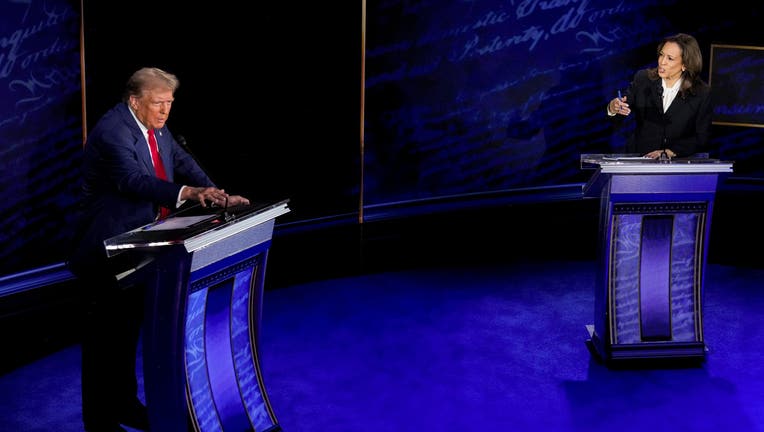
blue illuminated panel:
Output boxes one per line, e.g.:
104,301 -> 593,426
185,251 -> 277,431
610,204 -> 704,345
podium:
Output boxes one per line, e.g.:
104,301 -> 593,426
581,155 -> 732,363
104,200 -> 290,432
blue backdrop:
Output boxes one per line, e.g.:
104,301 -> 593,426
363,0 -> 764,208
0,0 -> 82,277
1,0 -> 763,279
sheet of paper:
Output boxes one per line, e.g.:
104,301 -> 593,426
142,215 -> 213,231
602,156 -> 652,161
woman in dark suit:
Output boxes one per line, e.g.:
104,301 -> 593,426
69,67 -> 249,432
607,33 -> 712,159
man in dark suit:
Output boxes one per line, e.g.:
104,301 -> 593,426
607,33 -> 712,159
69,67 -> 249,432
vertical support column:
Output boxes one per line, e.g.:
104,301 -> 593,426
639,215 -> 673,341
143,247 -> 194,432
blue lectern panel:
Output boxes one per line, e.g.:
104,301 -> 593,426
205,278 -> 251,431
639,215 -> 673,341
611,204 -> 704,345
671,212 -> 703,342
612,213 -> 641,344
186,287 -> 221,431
232,264 -> 275,430
185,244 -> 277,432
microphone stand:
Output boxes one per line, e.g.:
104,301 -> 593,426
656,81 -> 669,162
175,134 -> 233,221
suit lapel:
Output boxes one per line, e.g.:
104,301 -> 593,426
116,103 -> 156,175
134,128 -> 155,176
665,93 -> 683,115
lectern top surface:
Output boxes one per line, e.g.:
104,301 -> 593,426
104,199 -> 290,254
580,154 -> 733,174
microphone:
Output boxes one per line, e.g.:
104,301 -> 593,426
176,135 -> 195,162
176,134 -> 188,149
659,149 -> 670,163
176,134 -> 213,182
175,135 -> 232,221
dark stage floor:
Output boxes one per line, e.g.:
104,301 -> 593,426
2,258 -> 763,431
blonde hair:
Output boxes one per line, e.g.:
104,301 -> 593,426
122,67 -> 180,102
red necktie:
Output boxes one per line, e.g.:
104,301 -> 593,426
148,129 -> 171,219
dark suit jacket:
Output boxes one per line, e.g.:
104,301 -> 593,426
68,102 -> 213,278
618,69 -> 712,157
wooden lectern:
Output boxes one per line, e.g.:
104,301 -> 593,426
104,200 -> 290,431
581,155 -> 732,363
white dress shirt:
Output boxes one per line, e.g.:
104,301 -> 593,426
662,78 -> 682,113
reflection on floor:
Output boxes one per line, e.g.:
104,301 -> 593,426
2,259 -> 763,431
